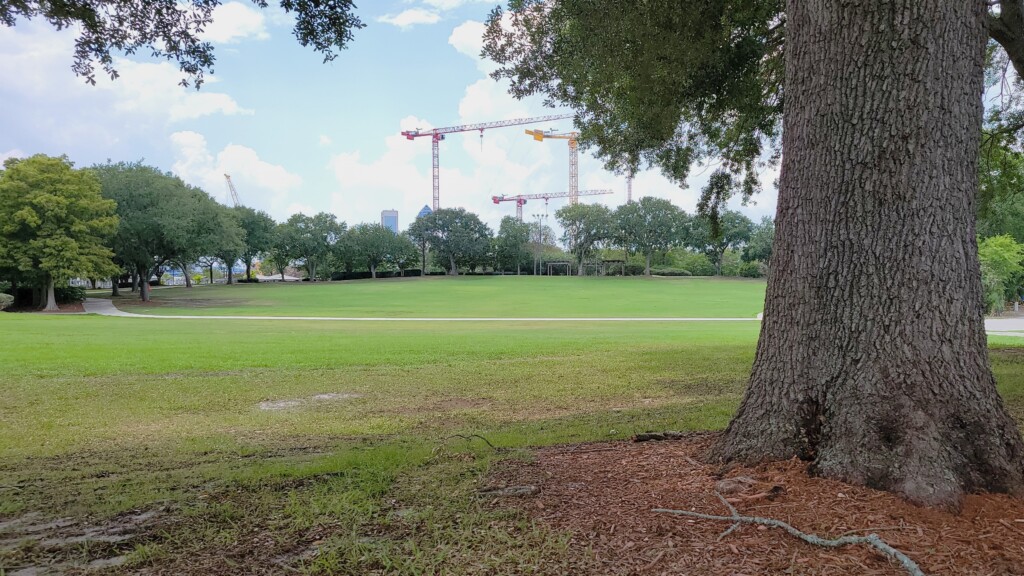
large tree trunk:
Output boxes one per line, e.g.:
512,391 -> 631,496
245,259 -> 252,281
180,263 -> 192,288
42,275 -> 59,312
111,276 -> 119,297
449,255 -> 458,276
370,263 -> 377,279
208,265 -> 214,286
645,253 -> 652,276
131,271 -> 138,293
711,0 -> 1024,508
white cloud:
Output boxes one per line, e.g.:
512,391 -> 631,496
448,21 -> 491,73
203,2 -> 269,44
95,59 -> 253,122
170,131 -> 303,220
378,8 -> 441,28
0,149 -> 25,164
422,0 -> 490,9
319,135 -> 333,146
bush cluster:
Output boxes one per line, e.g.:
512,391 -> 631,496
650,267 -> 693,276
0,293 -> 13,310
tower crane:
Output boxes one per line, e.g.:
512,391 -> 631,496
492,189 -> 614,221
627,173 -> 634,203
223,174 -> 241,208
524,129 -> 583,205
402,114 -> 573,212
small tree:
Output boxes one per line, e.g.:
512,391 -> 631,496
978,234 -> 1024,313
350,223 -> 399,279
555,203 -> 612,276
688,210 -> 754,275
495,216 -> 531,274
390,233 -> 420,277
615,197 -> 681,275
421,208 -> 492,276
282,212 -> 344,280
742,216 -> 774,266
0,155 -> 119,310
236,207 -> 277,281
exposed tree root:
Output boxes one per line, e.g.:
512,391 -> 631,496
653,493 -> 925,576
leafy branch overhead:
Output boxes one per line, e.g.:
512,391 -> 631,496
484,0 -> 1024,214
0,0 -> 364,87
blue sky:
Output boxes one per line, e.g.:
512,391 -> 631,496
0,0 -> 779,231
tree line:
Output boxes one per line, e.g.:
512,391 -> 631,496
0,154 -> 775,310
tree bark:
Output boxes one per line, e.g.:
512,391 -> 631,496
131,271 -> 138,293
179,262 -> 192,288
90,278 -> 97,290
645,253 -> 652,276
226,266 -> 233,285
208,265 -> 214,286
138,266 -> 151,302
110,276 -> 119,297
370,263 -> 377,279
711,0 -> 1024,508
449,255 -> 458,276
42,275 -> 59,311
245,259 -> 252,281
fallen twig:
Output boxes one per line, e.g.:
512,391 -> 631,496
653,492 -> 925,576
441,434 -> 497,450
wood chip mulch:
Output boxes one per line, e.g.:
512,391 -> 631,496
486,433 -> 1024,575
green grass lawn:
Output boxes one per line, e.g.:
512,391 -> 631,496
108,275 -> 767,318
2,279 -> 1023,574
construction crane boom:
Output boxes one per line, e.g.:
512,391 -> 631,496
492,189 -> 613,221
223,174 -> 240,208
525,129 -> 580,205
401,114 -> 574,211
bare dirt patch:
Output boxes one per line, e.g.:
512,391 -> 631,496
487,434 -> 1024,575
258,392 -> 362,411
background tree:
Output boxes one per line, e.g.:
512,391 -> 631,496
421,208 -> 492,276
978,234 -> 1024,313
556,203 -> 611,276
0,155 -> 118,310
389,233 -> 420,277
282,212 -> 344,281
349,223 -> 399,279
741,216 -> 774,266
494,216 -> 532,274
488,0 -> 1024,505
236,207 -> 277,281
687,211 -> 752,275
407,215 -> 434,275
212,207 -> 245,285
3,0 -> 365,87
615,197 -> 681,275
264,224 -> 293,280
169,185 -> 236,288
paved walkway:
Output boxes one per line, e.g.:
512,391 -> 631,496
80,299 -> 1024,335
82,298 -> 761,322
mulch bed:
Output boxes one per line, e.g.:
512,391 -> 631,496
487,433 -> 1024,575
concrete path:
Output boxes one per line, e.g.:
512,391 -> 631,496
81,299 -> 1024,335
83,298 -> 761,322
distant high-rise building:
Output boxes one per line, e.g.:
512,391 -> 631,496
381,209 -> 399,233
417,205 -> 432,219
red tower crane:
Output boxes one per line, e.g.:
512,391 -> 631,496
492,189 -> 614,221
401,114 -> 573,211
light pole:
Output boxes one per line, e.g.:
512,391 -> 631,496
532,213 -> 548,276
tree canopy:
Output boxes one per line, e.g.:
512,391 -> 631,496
0,155 -> 118,310
615,197 -> 683,275
555,203 -> 612,275
3,0 -> 365,87
415,208 -> 492,276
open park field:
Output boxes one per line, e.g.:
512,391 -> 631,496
3,277 -> 1024,574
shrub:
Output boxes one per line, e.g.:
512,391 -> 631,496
738,261 -> 763,278
982,263 -> 1007,314
0,281 -> 10,294
235,277 -> 260,283
55,286 -> 86,303
650,267 -> 693,276
672,252 -> 716,276
0,293 -> 13,310
624,263 -> 646,276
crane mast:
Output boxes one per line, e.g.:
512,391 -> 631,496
525,129 -> 581,205
223,174 -> 240,208
401,114 -> 573,211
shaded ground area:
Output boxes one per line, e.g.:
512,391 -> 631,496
488,434 -> 1024,575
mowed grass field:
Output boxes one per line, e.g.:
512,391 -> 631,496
109,275 -> 767,317
3,277 -> 1024,574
